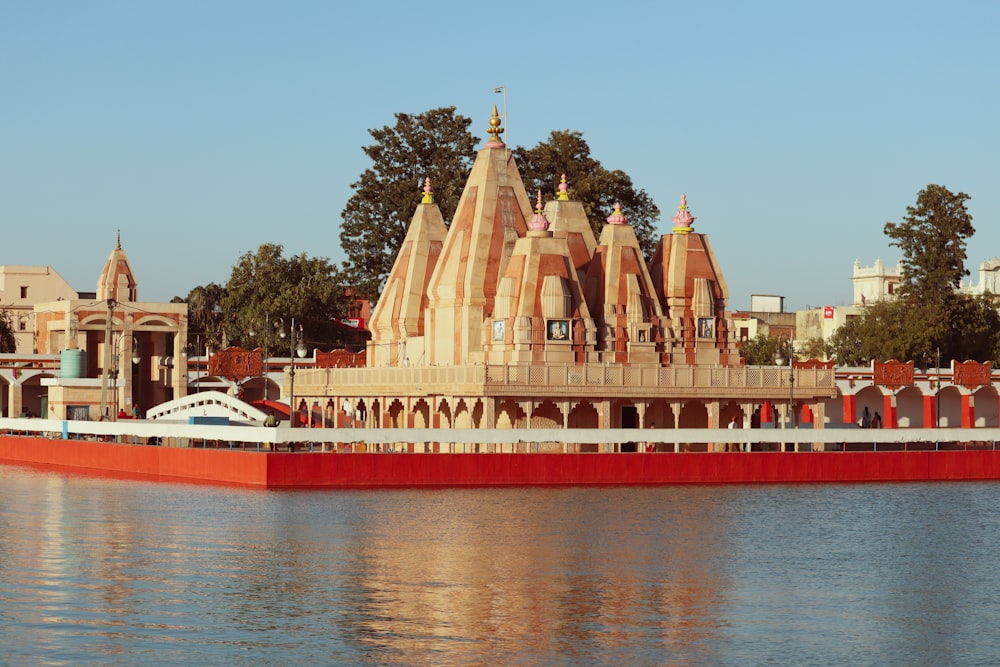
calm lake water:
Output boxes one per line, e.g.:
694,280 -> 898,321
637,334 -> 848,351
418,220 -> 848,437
2,464 -> 1000,666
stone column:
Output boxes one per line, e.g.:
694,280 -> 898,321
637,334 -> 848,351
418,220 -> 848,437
962,392 -> 975,429
670,401 -> 683,452
8,379 -> 22,418
811,400 -> 827,451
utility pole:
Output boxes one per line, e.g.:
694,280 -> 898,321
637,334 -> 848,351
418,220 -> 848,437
99,298 -> 116,419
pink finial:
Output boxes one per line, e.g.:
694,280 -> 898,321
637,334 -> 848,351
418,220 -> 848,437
671,193 -> 696,233
420,177 -> 434,204
557,174 -> 570,201
528,189 -> 550,231
607,202 -> 628,225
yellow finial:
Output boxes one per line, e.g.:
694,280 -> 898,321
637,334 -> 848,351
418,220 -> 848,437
116,229 -> 121,250
420,177 -> 434,204
535,189 -> 543,214
557,174 -> 570,201
486,104 -> 505,144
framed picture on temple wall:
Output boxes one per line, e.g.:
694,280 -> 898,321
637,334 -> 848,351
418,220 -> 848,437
493,319 -> 505,341
698,317 -> 714,338
547,319 -> 569,341
66,405 -> 90,421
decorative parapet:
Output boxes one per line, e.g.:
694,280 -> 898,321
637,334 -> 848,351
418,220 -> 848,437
316,349 -> 366,368
208,346 -> 262,382
955,360 -> 991,390
794,359 -> 835,369
291,363 -> 837,399
873,359 -> 913,391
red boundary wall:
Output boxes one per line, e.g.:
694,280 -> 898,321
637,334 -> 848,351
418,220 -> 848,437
4,436 -> 1000,488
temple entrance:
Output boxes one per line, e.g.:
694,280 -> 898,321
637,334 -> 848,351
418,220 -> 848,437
621,405 -> 638,452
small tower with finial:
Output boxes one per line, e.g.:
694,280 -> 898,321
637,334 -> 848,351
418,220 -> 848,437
367,176 -> 449,367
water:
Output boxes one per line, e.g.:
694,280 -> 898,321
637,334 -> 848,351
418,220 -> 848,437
2,465 -> 1000,666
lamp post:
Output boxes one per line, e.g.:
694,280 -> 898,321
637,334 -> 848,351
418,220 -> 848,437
281,318 -> 307,428
248,314 -> 273,400
112,334 -> 140,421
935,346 -> 941,428
774,338 -> 795,430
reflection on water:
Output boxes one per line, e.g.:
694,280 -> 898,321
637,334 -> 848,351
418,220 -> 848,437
3,466 -> 1000,666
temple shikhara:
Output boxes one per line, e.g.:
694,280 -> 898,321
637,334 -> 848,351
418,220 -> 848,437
293,107 -> 837,444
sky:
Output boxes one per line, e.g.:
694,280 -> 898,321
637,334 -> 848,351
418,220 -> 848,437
3,1 -> 999,311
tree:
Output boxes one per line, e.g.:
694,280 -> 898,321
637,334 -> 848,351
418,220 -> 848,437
884,184 -> 973,316
0,308 -> 15,353
175,282 -> 227,354
738,333 -> 793,366
516,130 -> 661,259
219,244 -> 354,354
339,107 -> 478,299
829,301 -> 910,366
949,294 -> 1000,364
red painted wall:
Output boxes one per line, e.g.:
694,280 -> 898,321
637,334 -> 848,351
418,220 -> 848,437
4,435 -> 1000,488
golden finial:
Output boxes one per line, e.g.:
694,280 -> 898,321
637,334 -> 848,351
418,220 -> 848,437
557,174 -> 570,201
535,189 -> 543,214
420,177 -> 434,204
116,229 -> 121,250
486,104 -> 505,145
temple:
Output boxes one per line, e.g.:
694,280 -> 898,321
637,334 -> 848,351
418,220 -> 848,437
293,107 -> 836,446
28,234 -> 188,420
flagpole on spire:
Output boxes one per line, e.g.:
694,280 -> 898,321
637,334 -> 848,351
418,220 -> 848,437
494,85 -> 511,163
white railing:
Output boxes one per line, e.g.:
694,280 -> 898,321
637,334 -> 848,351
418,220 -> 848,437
1,417 -> 996,449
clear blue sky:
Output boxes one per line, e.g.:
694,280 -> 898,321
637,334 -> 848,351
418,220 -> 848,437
3,1 -> 999,311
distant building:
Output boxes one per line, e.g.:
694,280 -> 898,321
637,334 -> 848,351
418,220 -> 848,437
852,258 -> 901,306
0,266 -> 79,353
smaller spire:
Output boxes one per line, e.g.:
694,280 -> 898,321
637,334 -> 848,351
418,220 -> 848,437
671,193 -> 696,234
485,104 -> 505,146
528,190 -> 550,232
557,174 -> 570,201
607,202 -> 629,226
420,177 -> 434,204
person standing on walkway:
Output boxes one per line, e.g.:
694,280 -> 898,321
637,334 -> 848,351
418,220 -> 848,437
727,416 -> 740,451
861,406 -> 871,429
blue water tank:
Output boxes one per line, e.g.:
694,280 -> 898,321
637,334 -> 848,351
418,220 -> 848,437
60,348 -> 85,379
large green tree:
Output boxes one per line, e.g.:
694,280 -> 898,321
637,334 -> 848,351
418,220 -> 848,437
516,130 -> 661,259
884,184 -> 974,308
339,107 -> 478,299
219,244 -> 353,355
0,308 -> 15,353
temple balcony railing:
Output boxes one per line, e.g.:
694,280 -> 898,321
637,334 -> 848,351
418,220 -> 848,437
290,364 -> 837,400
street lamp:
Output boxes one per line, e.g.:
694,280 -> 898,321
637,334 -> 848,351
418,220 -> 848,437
112,334 -> 140,420
280,318 -> 307,428
774,338 -> 795,429
249,314 -> 276,399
